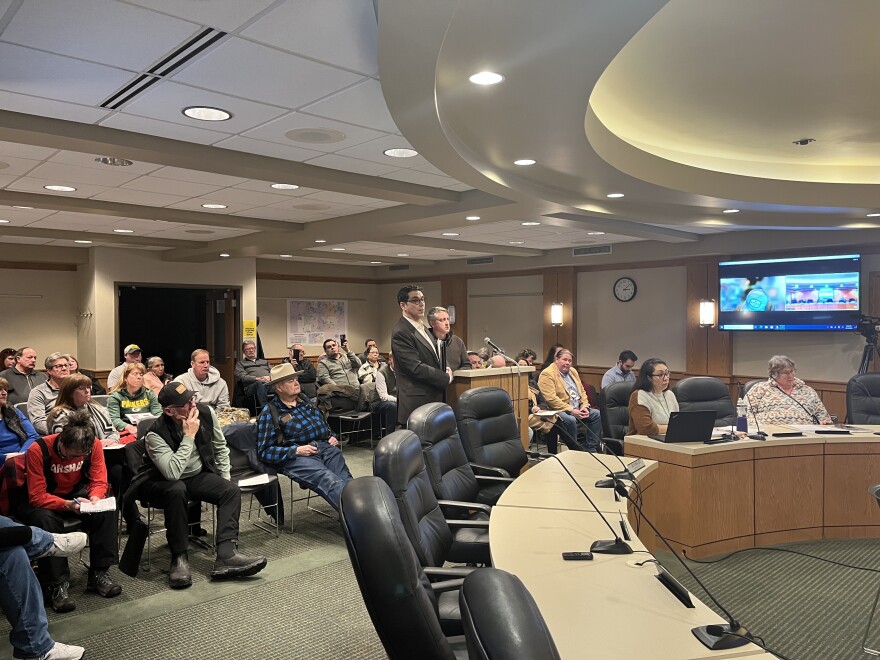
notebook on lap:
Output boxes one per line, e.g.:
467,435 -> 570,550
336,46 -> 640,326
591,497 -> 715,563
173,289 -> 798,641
648,410 -> 717,443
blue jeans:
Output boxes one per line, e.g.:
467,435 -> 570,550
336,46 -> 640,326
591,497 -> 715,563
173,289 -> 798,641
557,409 -> 601,452
0,516 -> 55,659
281,442 -> 353,511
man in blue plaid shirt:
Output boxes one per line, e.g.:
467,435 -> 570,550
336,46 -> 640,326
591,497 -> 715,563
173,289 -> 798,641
256,364 -> 353,511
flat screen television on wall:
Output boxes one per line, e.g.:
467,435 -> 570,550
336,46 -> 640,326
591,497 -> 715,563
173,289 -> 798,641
718,254 -> 861,331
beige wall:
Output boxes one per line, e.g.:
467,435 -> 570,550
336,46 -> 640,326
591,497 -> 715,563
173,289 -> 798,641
467,275 -> 543,355
577,267 -> 687,370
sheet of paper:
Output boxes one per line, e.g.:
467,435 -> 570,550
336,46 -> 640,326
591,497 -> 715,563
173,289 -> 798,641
78,496 -> 116,513
238,473 -> 271,488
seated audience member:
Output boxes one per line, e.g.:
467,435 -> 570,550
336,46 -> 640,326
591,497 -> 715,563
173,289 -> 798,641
357,345 -> 382,384
0,377 -> 39,466
515,348 -> 538,366
428,306 -> 469,371
106,344 -> 142,390
234,340 -> 273,408
174,349 -> 230,409
539,343 -> 564,374
316,338 -> 365,413
527,384 -> 561,454
144,356 -> 173,396
48,374 -> 118,444
256,364 -> 353,511
602,350 -> 638,389
16,411 -> 122,612
476,347 -> 491,365
358,338 -> 386,365
0,347 -> 16,370
538,348 -> 601,452
0,516 -> 88,660
27,352 -> 71,435
487,354 -> 508,368
68,356 -> 106,396
143,383 -> 268,589
282,343 -> 318,399
627,358 -> 678,435
467,351 -> 484,369
108,363 -> 162,436
372,351 -> 398,435
749,355 -> 832,425
0,347 -> 48,406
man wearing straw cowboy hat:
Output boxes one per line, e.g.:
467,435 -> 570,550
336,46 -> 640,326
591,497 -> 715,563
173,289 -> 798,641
255,363 -> 353,511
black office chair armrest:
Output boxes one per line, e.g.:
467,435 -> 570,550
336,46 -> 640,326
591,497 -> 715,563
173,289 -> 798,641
438,500 -> 492,516
424,566 -> 478,580
469,462 -> 511,478
601,437 -> 624,456
474,475 -> 515,485
428,578 -> 465,594
446,519 -> 490,529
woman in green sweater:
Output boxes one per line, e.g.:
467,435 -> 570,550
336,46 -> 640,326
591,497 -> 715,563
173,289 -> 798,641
108,363 -> 161,436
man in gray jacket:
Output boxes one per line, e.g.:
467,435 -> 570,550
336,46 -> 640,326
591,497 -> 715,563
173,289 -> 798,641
0,347 -> 47,405
316,338 -> 361,388
234,340 -> 273,407
173,349 -> 230,409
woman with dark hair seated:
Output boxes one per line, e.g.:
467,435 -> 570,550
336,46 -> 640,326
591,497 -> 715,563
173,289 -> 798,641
0,348 -> 16,371
0,376 -> 40,466
627,358 -> 679,435
539,343 -> 564,373
15,410 -> 122,613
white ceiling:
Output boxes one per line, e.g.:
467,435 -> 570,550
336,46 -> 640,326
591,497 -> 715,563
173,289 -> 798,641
0,0 -> 877,268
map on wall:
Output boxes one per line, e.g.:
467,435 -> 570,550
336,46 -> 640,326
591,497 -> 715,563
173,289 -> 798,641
287,299 -> 348,347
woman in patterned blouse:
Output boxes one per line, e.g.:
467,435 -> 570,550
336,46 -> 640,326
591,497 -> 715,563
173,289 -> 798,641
749,355 -> 832,426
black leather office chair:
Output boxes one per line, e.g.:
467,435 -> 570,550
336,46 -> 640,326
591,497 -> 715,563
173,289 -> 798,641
743,379 -> 764,396
673,376 -> 736,427
459,568 -> 561,660
339,477 -> 468,659
598,381 -> 633,455
455,387 -> 527,479
847,373 -> 880,424
373,430 -> 491,569
408,402 -> 512,510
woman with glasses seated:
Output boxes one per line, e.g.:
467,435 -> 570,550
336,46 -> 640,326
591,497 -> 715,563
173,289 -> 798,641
749,355 -> 831,425
628,358 -> 679,435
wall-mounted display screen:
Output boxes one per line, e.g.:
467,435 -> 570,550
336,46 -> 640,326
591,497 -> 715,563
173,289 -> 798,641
718,254 -> 860,331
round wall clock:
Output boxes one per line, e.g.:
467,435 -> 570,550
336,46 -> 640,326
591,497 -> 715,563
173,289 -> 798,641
613,277 -> 637,302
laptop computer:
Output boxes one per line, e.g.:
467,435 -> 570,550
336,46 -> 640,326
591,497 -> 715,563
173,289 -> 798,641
648,410 -> 717,443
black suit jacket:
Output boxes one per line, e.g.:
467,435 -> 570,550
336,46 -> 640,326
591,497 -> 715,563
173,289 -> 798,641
391,316 -> 449,426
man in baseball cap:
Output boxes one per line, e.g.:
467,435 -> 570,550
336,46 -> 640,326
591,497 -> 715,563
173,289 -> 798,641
141,382 -> 267,589
106,344 -> 143,390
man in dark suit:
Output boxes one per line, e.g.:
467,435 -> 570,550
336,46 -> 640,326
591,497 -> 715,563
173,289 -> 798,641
390,285 -> 453,427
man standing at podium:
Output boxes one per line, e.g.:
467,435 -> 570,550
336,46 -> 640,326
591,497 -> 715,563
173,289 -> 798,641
391,285 -> 453,427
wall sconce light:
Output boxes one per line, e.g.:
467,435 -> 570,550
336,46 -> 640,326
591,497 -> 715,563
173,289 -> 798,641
699,299 -> 716,328
447,305 -> 456,324
550,302 -> 564,326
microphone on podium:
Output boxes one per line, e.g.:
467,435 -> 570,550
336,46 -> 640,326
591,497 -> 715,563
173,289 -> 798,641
483,336 -> 505,354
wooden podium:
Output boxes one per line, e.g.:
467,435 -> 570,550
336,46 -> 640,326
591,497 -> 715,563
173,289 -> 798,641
447,366 -> 534,450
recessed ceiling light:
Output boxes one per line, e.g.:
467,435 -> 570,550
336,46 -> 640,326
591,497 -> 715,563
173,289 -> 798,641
44,185 -> 76,192
331,247 -> 346,251
12,206 -> 33,210
723,209 -> 740,214
514,159 -> 536,166
383,148 -> 418,158
95,157 -> 133,166
606,193 -> 625,198
74,240 -> 93,244
280,254 -> 292,258
466,215 -> 480,221
397,253 -> 409,257
521,221 -> 541,226
314,239 -> 327,243
370,261 -> 383,264
509,241 -> 525,245
220,253 -> 230,258
201,203 -> 227,209
183,106 -> 231,121
113,229 -> 134,233
271,183 -> 299,190
469,71 -> 504,85
587,231 -> 606,236
867,213 -> 880,218
442,232 -> 460,236
0,219 -> 9,224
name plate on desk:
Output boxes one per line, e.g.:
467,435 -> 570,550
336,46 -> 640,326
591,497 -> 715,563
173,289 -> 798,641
627,458 -> 646,473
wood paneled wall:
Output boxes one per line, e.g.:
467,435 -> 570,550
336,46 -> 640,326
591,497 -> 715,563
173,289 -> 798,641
543,267 -> 576,356
685,262 -> 731,375
441,276 -> 469,344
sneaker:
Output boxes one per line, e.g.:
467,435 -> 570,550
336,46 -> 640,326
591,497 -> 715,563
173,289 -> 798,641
46,581 -> 76,613
168,554 -> 192,590
38,641 -> 85,660
34,532 -> 88,559
210,551 -> 267,580
86,568 -> 122,598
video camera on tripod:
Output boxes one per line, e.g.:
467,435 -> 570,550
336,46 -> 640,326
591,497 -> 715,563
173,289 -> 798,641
857,315 -> 880,374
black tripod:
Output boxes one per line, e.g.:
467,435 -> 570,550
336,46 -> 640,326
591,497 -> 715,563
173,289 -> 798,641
858,336 -> 880,374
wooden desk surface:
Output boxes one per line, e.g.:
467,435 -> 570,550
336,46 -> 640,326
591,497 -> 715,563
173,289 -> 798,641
489,453 -> 768,659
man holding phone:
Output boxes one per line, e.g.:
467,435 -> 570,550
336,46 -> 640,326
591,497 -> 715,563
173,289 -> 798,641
284,343 -> 317,399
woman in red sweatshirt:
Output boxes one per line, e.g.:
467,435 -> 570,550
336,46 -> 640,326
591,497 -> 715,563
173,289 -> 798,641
15,409 -> 122,613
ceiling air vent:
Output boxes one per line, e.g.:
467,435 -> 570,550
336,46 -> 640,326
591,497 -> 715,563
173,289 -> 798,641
466,256 -> 495,266
388,264 -> 410,271
573,245 -> 612,257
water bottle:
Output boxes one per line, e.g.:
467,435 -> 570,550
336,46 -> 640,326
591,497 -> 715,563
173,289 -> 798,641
736,399 -> 748,432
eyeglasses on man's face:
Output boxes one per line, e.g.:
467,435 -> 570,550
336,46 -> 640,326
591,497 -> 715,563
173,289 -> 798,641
407,296 -> 425,304
50,363 -> 70,371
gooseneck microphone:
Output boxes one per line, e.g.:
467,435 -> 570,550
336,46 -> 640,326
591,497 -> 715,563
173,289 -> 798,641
545,454 -> 632,555
744,389 -> 767,439
562,415 -> 640,489
483,336 -> 505,354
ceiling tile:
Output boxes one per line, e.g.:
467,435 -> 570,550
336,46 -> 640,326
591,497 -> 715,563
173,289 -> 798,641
382,168 -> 458,188
141,226 -> 255,240
0,207 -> 56,224
171,37 -> 362,109
212,136 -> 324,162
241,111 -> 386,153
445,182 -> 473,191
99,113 -> 232,145
0,43 -> 134,105
123,0 -> 277,32
0,236 -> 53,245
303,153 -> 399,176
0,90 -> 113,124
149,167 -> 248,187
27,162 -> 141,187
242,0 -> 379,76
300,79 -> 399,133
192,188 -> 290,208
232,180 -> 312,197
91,188 -> 189,207
121,175 -> 223,198
232,206 -> 315,221
0,141 -> 58,160
3,0 -> 201,71
303,190 -> 383,206
0,174 -> 18,189
6,177 -> 109,198
118,80 -> 286,133
0,155 -> 40,177
49,151 -> 164,175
